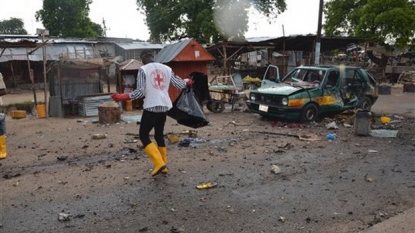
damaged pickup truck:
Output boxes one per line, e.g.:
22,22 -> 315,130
246,65 -> 378,122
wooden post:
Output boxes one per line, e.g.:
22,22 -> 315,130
282,24 -> 286,76
222,43 -> 227,75
41,33 -> 48,118
58,62 -> 63,116
9,62 -> 16,88
27,49 -> 37,105
98,102 -> 121,124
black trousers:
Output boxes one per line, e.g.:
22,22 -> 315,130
139,110 -> 167,148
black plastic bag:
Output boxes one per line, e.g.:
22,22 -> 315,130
168,88 -> 209,128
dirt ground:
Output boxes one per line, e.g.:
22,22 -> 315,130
0,86 -> 414,233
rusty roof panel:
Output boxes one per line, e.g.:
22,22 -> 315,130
155,39 -> 191,63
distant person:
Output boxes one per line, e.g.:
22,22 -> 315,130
111,50 -> 192,176
0,72 -> 6,105
0,72 -> 6,159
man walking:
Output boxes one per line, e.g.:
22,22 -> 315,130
111,50 -> 192,176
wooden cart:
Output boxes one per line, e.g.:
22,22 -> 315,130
207,75 -> 246,113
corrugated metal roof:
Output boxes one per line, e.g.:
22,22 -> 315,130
119,59 -> 142,70
0,43 -> 99,62
116,42 -> 164,50
246,37 -> 278,42
155,39 -> 192,63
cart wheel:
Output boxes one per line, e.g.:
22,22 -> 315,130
210,100 -> 225,113
206,100 -> 213,112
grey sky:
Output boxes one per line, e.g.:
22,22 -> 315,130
0,0 -> 320,40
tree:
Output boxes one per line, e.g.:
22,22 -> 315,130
35,0 -> 103,38
91,22 -> 105,37
0,18 -> 28,35
136,0 -> 286,43
324,0 -> 415,49
324,0 -> 415,76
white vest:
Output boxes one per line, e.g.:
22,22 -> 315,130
141,63 -> 173,110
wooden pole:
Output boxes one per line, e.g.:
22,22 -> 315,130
42,33 -> 48,118
282,24 -> 286,76
222,43 -> 228,75
58,62 -> 63,116
314,0 -> 324,65
26,49 -> 37,106
9,62 -> 16,88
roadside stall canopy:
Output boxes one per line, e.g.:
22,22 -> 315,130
205,40 -> 275,70
265,35 -> 367,52
118,59 -> 143,93
117,59 -> 143,109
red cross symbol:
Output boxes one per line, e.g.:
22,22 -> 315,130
154,72 -> 163,87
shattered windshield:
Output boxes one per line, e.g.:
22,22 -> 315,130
281,68 -> 326,87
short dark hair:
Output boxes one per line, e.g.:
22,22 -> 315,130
140,50 -> 153,59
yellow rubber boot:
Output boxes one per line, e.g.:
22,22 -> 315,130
0,135 -> 7,159
158,147 -> 168,173
144,143 -> 166,176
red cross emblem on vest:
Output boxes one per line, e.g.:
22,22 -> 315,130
150,69 -> 166,90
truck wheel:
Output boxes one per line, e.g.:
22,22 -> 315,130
210,100 -> 225,113
358,96 -> 372,111
300,103 -> 319,123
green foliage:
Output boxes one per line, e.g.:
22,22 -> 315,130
324,0 -> 415,49
35,0 -> 104,38
136,0 -> 286,43
14,101 -> 36,113
0,18 -> 28,35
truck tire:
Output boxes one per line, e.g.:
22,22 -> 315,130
358,96 -> 372,111
300,103 -> 319,123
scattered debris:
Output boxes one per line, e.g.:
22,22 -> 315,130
223,121 -> 252,128
178,138 -> 206,147
368,150 -> 378,153
298,133 -> 320,141
58,213 -> 70,222
365,174 -> 373,183
216,146 -> 227,152
326,121 -> 339,130
326,133 -> 337,141
369,129 -> 399,138
380,116 -> 391,124
122,115 -> 142,124
123,139 -> 138,143
278,143 -> 294,150
57,156 -> 68,161
138,227 -> 148,232
196,181 -> 217,190
271,165 -> 281,174
3,173 -> 21,179
92,134 -> 107,139
167,134 -> 180,144
278,216 -> 286,223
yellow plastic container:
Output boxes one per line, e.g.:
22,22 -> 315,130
124,100 -> 133,111
10,110 -> 26,119
36,104 -> 46,119
380,116 -> 391,124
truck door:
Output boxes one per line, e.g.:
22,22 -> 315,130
321,70 -> 345,112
